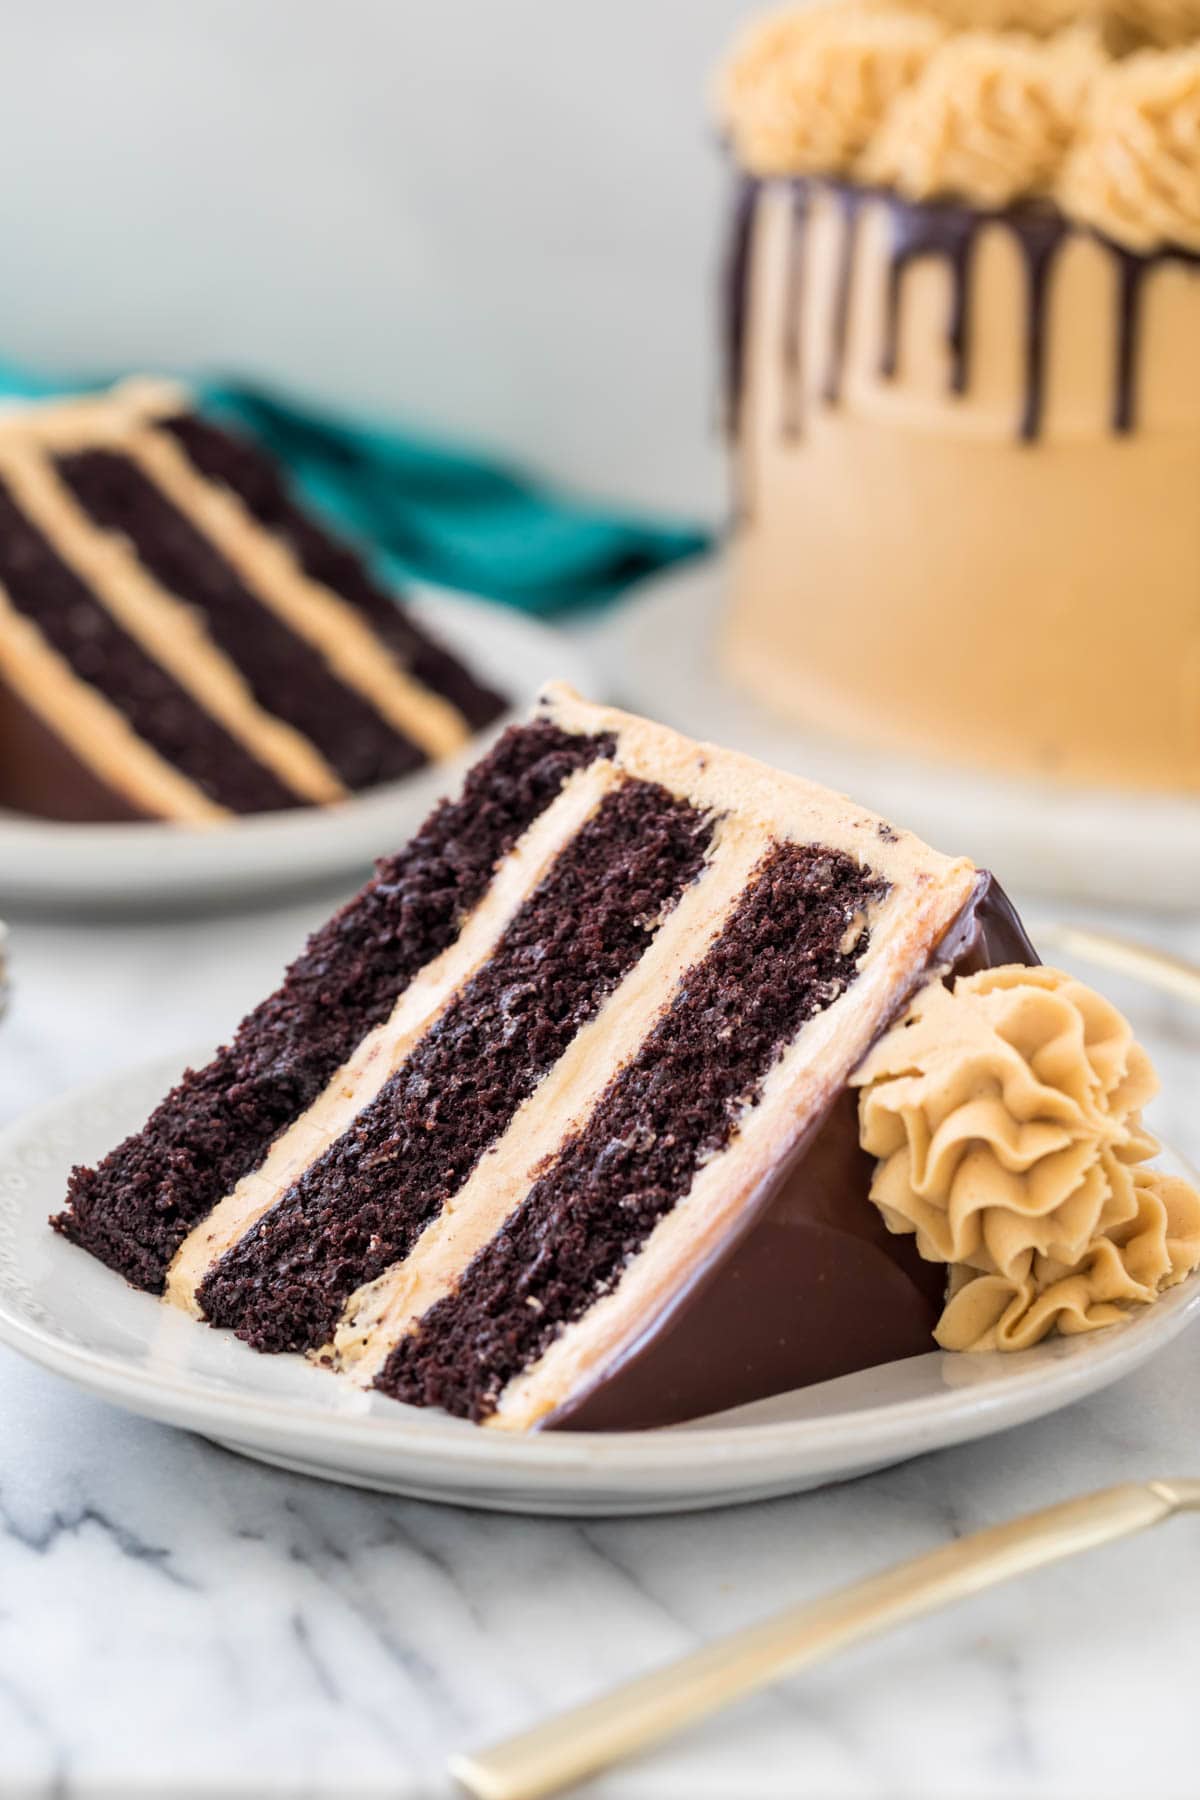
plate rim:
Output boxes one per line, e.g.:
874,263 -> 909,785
3,1050 -> 1198,1483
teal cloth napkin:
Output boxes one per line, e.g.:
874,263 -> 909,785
0,366 -> 711,616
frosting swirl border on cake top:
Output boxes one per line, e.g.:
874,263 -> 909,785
1059,43 -> 1200,247
718,0 -> 1200,251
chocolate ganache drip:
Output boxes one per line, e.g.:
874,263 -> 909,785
1013,208 -> 1069,440
881,197 -> 981,396
823,186 -> 867,407
782,182 -> 811,438
723,173 -> 760,439
722,173 -> 1200,445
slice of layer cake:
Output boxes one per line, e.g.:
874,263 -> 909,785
0,379 -> 503,823
54,689 -> 1197,1431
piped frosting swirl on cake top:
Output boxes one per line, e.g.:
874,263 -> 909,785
916,0 -> 1200,41
864,25 -> 1107,205
1060,44 -> 1200,246
716,5 -> 948,176
852,965 -> 1200,1350
718,0 -> 1200,250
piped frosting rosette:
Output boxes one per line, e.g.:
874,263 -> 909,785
717,4 -> 948,177
1059,44 -> 1200,249
912,0 -> 1200,40
851,965 -> 1200,1351
864,26 -> 1106,205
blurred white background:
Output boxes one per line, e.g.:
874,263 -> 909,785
0,0 -> 754,518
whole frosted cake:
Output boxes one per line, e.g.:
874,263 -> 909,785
718,0 -> 1200,790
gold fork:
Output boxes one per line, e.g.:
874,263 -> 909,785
451,1479 -> 1200,1800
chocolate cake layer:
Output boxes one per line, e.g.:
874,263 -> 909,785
0,475 -> 300,815
197,778 -> 713,1353
160,412 -> 504,732
378,840 -> 886,1421
54,721 -> 612,1289
56,449 -> 428,790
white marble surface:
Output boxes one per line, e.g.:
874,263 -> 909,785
1,869 -> 1199,1798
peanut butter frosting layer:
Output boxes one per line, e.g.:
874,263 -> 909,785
852,965 -> 1200,1350
720,1 -> 1200,248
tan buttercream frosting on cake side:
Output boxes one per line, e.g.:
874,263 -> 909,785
852,965 -> 1200,1349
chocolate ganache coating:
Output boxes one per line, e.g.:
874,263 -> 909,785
545,873 -> 1035,1432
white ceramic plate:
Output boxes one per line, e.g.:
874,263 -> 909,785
609,556 -> 1200,911
0,588 -> 597,912
3,1051 -> 1198,1517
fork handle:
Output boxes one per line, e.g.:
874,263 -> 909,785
451,1479 -> 1196,1800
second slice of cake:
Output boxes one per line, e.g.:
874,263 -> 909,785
0,379 -> 504,822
